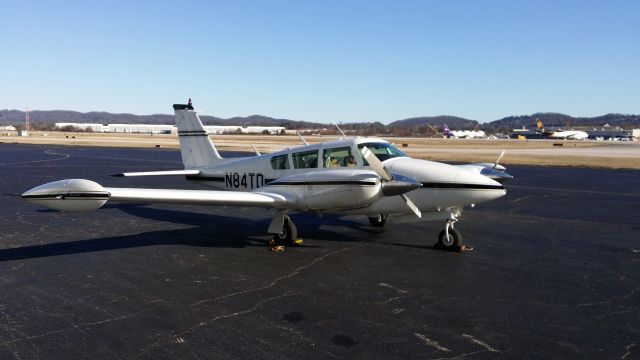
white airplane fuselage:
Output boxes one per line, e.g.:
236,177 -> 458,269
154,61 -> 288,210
449,130 -> 486,139
547,130 -> 589,140
185,137 -> 505,217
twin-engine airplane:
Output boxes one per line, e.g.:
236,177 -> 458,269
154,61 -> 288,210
22,101 -> 512,250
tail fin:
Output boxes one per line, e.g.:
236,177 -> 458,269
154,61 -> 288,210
536,119 -> 544,130
173,102 -> 222,169
443,124 -> 453,137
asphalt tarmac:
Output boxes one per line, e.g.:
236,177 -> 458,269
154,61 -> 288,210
0,143 -> 638,359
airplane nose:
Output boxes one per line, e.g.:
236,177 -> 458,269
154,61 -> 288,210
457,170 -> 507,203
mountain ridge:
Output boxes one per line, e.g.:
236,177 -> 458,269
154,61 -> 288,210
1,109 -> 639,132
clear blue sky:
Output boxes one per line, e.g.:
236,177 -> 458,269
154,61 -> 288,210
2,0 -> 638,123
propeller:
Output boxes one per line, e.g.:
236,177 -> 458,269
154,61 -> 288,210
361,147 -> 421,218
493,150 -> 505,169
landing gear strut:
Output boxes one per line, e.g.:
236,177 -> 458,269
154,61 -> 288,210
268,210 -> 298,246
368,214 -> 388,227
437,216 -> 462,251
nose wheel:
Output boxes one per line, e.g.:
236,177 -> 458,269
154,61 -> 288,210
438,226 -> 462,250
436,216 -> 463,251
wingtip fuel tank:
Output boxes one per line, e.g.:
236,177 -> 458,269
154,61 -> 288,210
22,179 -> 110,212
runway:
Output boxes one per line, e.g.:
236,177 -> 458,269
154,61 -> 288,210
1,143 -> 639,359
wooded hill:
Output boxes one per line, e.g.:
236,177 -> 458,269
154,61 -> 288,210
1,109 -> 638,135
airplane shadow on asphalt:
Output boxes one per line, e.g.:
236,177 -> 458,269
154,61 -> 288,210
0,203 -> 405,262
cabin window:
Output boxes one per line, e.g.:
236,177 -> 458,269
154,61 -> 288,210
292,150 -> 319,169
323,147 -> 355,167
270,154 -> 290,170
357,142 -> 407,164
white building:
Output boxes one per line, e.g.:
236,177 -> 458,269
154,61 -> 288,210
55,123 -> 105,132
54,123 -> 286,135
106,124 -> 175,134
203,125 -> 285,134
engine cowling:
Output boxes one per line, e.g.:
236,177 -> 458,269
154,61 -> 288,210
262,170 -> 382,211
22,179 -> 110,212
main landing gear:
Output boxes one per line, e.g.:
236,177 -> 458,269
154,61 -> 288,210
368,214 -> 388,227
268,209 -> 299,246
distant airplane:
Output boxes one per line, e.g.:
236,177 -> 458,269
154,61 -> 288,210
22,100 -> 512,251
536,120 -> 588,140
443,125 -> 486,139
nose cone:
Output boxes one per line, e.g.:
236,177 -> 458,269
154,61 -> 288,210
386,158 -> 507,207
455,168 -> 507,203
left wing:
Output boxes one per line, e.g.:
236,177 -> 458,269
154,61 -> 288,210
106,187 -> 287,207
21,179 -> 290,212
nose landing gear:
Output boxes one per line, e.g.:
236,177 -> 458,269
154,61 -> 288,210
435,210 -> 468,252
438,220 -> 462,250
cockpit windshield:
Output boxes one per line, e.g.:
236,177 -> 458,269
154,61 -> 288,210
357,142 -> 407,163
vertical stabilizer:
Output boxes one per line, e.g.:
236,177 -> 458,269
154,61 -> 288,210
443,124 -> 454,138
173,102 -> 222,169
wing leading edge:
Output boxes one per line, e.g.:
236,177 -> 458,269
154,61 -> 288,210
112,170 -> 201,177
105,187 -> 289,207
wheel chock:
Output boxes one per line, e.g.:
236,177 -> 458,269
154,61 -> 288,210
458,244 -> 473,252
292,239 -> 304,246
270,245 -> 286,252
432,243 -> 473,252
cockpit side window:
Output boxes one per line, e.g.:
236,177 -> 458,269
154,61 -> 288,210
270,154 -> 290,170
292,150 -> 319,169
357,142 -> 407,164
322,146 -> 355,168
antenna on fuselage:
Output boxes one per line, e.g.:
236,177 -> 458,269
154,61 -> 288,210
296,131 -> 309,145
335,124 -> 348,139
250,144 -> 261,156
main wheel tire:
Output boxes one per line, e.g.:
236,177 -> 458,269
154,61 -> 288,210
271,218 -> 298,245
368,214 -> 388,227
438,227 -> 462,250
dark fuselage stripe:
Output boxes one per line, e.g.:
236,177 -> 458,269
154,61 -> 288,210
22,193 -> 110,199
186,175 -> 225,181
185,176 -> 502,190
268,181 -> 377,186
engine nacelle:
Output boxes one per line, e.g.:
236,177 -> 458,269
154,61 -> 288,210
262,170 -> 382,211
22,179 -> 110,212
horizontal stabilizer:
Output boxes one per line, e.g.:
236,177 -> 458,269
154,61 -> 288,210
112,170 -> 201,177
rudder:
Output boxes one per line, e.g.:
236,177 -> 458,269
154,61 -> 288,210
173,102 -> 222,169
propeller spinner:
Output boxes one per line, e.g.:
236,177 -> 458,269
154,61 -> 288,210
360,147 -> 422,218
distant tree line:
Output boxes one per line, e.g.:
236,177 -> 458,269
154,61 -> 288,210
2,109 -> 638,136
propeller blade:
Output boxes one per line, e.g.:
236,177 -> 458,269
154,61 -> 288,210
401,194 -> 422,218
493,150 -> 505,169
361,146 -> 392,181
